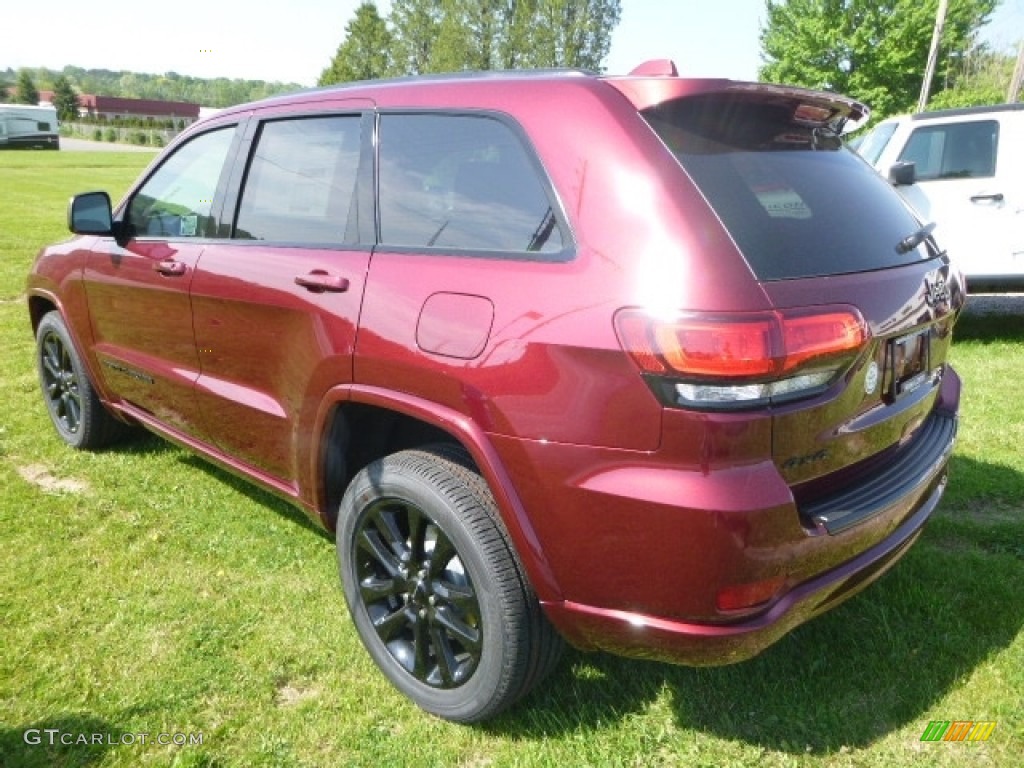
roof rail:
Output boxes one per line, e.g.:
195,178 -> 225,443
912,102 -> 1024,120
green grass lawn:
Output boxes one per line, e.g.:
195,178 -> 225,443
1,151 -> 1021,767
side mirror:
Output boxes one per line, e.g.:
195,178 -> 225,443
888,161 -> 916,186
68,191 -> 114,235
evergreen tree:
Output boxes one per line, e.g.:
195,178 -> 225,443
15,69 -> 40,105
52,75 -> 80,122
319,2 -> 394,85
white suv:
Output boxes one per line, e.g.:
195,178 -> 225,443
857,104 -> 1023,290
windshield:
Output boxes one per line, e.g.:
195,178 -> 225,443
641,94 -> 933,281
854,121 -> 898,165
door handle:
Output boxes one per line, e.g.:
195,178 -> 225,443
970,192 -> 1004,203
294,270 -> 350,293
154,259 -> 188,276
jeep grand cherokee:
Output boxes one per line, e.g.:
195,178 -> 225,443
28,61 -> 963,722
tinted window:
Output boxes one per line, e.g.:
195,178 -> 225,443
854,121 -> 898,165
234,116 -> 361,244
378,114 -> 563,254
128,127 -> 234,238
898,120 -> 998,180
642,94 -> 933,281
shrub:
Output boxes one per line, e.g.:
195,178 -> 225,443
104,128 -> 117,143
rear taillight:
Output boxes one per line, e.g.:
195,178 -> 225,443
615,307 -> 868,409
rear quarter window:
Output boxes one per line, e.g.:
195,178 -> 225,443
377,113 -> 565,256
642,94 -> 935,281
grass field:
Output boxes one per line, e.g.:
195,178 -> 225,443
1,151 -> 1021,767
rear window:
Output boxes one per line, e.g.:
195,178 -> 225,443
641,93 -> 934,281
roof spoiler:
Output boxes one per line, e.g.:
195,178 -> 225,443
628,59 -> 679,77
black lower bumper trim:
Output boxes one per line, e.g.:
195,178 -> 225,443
802,409 -> 956,534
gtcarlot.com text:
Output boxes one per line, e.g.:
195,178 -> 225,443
23,729 -> 204,747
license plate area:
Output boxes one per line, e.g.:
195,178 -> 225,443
887,328 -> 931,400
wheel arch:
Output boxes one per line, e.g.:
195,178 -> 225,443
27,291 -> 59,334
311,384 -> 564,603
27,290 -> 123,413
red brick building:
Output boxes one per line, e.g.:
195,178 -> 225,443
37,91 -> 200,123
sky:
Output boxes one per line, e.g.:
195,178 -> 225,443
1,0 -> 1022,87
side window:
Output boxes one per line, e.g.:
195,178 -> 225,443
899,120 -> 998,181
128,126 -> 234,238
378,113 -> 563,254
234,116 -> 361,245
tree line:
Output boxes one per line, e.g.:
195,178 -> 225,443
0,66 -> 303,117
318,0 -> 622,84
320,0 -> 1017,120
3,1 -> 1017,130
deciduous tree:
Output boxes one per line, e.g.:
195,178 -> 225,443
929,46 -> 1015,108
759,0 -> 997,118
389,0 -> 443,75
523,0 -> 621,70
322,0 -> 622,82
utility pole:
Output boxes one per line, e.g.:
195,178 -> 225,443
917,0 -> 948,113
1009,38 -> 1024,103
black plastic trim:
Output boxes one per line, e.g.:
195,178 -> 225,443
802,408 -> 956,534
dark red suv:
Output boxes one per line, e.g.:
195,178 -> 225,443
28,62 -> 963,722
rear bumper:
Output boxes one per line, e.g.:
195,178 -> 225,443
506,368 -> 960,665
542,472 -> 943,665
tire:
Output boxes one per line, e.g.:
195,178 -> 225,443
336,444 -> 564,723
36,311 -> 130,449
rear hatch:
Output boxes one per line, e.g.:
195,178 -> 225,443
631,84 -> 963,531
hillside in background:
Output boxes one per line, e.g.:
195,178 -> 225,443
0,65 -> 304,108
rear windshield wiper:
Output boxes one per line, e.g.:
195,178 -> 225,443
895,222 -> 936,255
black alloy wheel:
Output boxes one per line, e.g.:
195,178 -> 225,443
36,311 -> 129,449
337,445 -> 564,723
39,325 -> 83,436
354,496 -> 483,688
